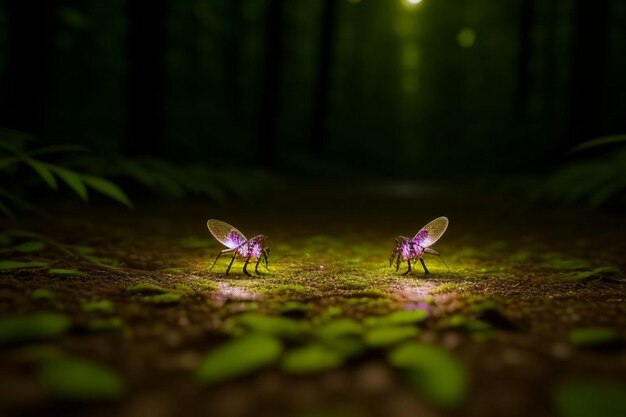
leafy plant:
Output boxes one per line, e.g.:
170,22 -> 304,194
0,129 -> 132,218
536,134 -> 626,208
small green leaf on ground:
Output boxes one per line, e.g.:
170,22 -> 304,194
569,266 -> 620,282
195,334 -> 282,385
568,327 -> 620,347
87,318 -> 125,331
388,342 -> 468,409
229,314 -> 309,339
541,257 -> 591,271
364,326 -> 418,347
553,380 -> 626,417
126,282 -> 169,294
281,344 -> 344,374
82,300 -> 114,313
48,268 -> 85,276
144,293 -> 181,305
315,319 -> 363,339
0,260 -> 49,270
365,309 -> 427,327
0,313 -> 71,346
31,288 -> 56,301
13,240 -> 46,253
37,358 -> 126,400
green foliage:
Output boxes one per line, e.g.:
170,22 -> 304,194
37,358 -> 126,400
553,380 -> 626,417
195,334 -> 282,385
568,327 -> 620,347
364,326 -> 418,347
281,344 -> 344,374
31,288 -> 56,301
47,268 -> 85,276
87,318 -> 125,331
0,313 -> 71,346
82,300 -> 114,313
143,293 -> 182,305
388,342 -> 468,409
0,260 -> 49,270
315,319 -> 364,339
0,130 -> 132,217
11,240 -> 46,253
569,267 -> 621,282
364,309 -> 427,327
228,314 -> 309,339
537,138 -> 626,207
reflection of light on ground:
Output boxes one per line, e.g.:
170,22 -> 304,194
217,283 -> 258,302
390,281 -> 436,301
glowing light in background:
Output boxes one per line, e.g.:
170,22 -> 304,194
457,27 -> 476,48
402,0 -> 424,9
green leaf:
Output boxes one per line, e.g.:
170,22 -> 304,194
13,240 -> 46,253
0,313 -> 71,346
25,159 -> 57,189
144,293 -> 181,304
365,309 -> 428,327
281,344 -> 344,374
195,334 -> 282,385
569,266 -> 620,282
82,300 -> 114,313
81,175 -> 133,208
230,314 -> 309,339
364,326 -> 418,347
37,358 -> 126,400
553,380 -> 626,417
315,319 -> 363,339
568,327 -> 620,347
48,268 -> 85,276
50,166 -> 88,201
569,134 -> 626,153
388,342 -> 468,409
31,288 -> 56,301
0,260 -> 49,270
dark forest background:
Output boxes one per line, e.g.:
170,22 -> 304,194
0,0 -> 625,179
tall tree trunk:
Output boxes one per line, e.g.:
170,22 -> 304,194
309,0 -> 339,156
125,0 -> 169,156
257,0 -> 285,168
1,0 -> 58,136
514,0 -> 534,118
569,0 -> 610,143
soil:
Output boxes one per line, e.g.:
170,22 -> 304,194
1,182 -> 625,417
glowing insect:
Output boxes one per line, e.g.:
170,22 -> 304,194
389,216 -> 450,275
207,219 -> 270,276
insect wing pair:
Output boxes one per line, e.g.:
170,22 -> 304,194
207,219 -> 269,276
389,216 -> 450,275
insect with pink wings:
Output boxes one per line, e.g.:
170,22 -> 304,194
389,216 -> 450,275
207,219 -> 270,276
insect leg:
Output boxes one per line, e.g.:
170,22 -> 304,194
419,257 -> 430,275
389,247 -> 398,267
209,249 -> 232,271
403,260 -> 412,275
225,252 -> 237,275
424,248 -> 450,271
255,257 -> 262,275
263,250 -> 269,270
242,257 -> 252,277
395,254 -> 402,272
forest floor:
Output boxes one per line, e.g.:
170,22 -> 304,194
0,182 -> 625,417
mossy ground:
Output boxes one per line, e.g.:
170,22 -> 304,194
0,184 -> 625,417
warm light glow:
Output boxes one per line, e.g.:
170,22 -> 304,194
407,0 -> 422,4
402,0 -> 424,10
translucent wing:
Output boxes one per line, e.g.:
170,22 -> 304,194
413,216 -> 449,248
207,219 -> 247,249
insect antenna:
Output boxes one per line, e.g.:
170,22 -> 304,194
438,255 -> 450,272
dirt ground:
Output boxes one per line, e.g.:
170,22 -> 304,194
1,182 -> 625,417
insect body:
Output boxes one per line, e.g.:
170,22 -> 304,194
389,216 -> 449,275
207,219 -> 270,276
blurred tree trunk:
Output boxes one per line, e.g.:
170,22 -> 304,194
226,0 -> 242,121
309,0 -> 338,156
125,0 -> 169,156
569,0 -> 610,143
257,0 -> 285,168
1,0 -> 58,136
514,0 -> 534,118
